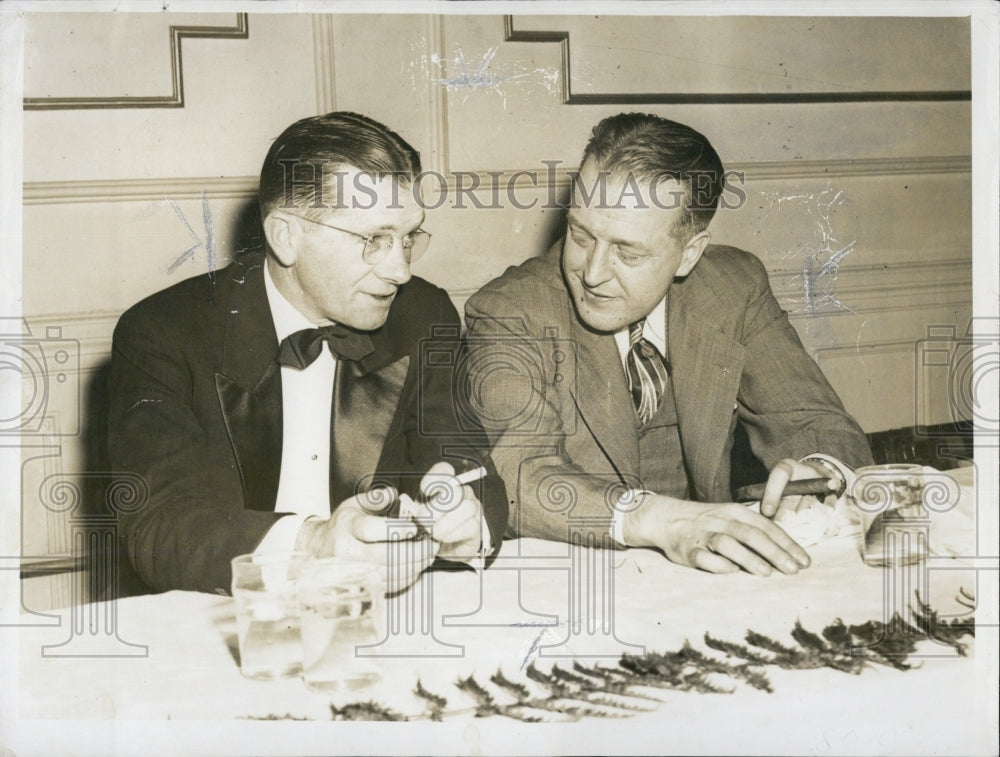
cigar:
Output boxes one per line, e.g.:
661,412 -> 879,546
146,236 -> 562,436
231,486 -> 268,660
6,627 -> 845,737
735,477 -> 842,503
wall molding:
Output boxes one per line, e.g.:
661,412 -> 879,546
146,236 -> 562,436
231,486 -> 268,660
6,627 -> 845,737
814,338 -> 920,361
24,257 -> 970,360
312,14 -> 337,114
24,14 -> 249,110
23,155 -> 970,206
503,15 -> 971,106
425,14 -> 449,177
23,176 -> 259,205
19,311 -> 121,372
775,257 -> 971,317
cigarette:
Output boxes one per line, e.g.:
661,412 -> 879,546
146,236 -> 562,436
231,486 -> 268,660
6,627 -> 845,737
454,466 -> 488,486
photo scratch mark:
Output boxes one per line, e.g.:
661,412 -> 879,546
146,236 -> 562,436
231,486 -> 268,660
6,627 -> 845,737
165,191 -> 215,275
759,188 -> 857,318
409,42 -> 560,107
520,627 -> 548,671
127,399 -> 161,413
435,46 -> 503,92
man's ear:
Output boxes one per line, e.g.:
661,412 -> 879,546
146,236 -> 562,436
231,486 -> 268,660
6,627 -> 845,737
263,212 -> 300,267
675,230 -> 711,277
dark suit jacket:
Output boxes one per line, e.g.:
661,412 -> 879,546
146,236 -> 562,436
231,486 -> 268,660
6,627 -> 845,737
464,242 -> 873,543
108,252 -> 507,593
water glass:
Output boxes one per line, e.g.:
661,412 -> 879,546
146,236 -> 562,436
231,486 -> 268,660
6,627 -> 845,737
297,558 -> 384,694
231,551 -> 308,680
851,464 -> 928,567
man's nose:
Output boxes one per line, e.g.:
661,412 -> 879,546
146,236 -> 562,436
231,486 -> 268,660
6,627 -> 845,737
375,238 -> 413,286
582,243 -> 613,287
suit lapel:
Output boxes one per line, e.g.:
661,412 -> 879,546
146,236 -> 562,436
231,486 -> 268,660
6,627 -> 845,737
214,255 -> 284,511
569,320 -> 641,481
329,346 -> 410,505
667,276 -> 745,501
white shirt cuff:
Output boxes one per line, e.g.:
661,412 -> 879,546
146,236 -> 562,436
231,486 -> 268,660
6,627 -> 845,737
800,453 -> 855,500
254,514 -> 310,555
610,489 -> 653,547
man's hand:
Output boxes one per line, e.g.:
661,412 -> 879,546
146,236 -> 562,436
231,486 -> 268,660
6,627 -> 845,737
623,493 -> 811,576
295,491 -> 438,594
412,462 -> 485,565
760,458 -> 842,519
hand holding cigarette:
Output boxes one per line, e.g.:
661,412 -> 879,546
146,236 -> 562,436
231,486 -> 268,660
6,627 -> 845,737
398,463 -> 488,568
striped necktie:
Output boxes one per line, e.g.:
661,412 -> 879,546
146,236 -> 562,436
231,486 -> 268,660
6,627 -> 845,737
625,320 -> 670,424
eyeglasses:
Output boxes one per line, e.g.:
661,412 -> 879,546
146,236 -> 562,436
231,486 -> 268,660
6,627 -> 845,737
292,214 -> 431,265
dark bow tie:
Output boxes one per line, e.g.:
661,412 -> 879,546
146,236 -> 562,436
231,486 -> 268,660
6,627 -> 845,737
277,325 -> 375,368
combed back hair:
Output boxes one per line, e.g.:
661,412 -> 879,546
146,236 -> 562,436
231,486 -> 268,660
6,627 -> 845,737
581,113 -> 724,244
258,111 -> 421,219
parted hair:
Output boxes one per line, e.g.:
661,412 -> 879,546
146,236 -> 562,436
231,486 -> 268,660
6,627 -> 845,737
258,111 -> 421,219
581,113 -> 725,243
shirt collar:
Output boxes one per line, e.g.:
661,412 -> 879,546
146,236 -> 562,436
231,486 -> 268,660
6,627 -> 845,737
613,296 -> 667,365
264,258 -> 317,342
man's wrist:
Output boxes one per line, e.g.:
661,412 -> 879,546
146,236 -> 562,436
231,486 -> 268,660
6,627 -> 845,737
611,489 -> 654,547
800,454 -> 853,498
293,515 -> 324,556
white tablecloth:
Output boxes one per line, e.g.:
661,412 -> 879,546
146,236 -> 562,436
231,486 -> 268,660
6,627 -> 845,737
7,466 -> 998,756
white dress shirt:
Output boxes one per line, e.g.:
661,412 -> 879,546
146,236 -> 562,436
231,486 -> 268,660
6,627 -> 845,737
254,261 -> 337,553
613,296 -> 668,367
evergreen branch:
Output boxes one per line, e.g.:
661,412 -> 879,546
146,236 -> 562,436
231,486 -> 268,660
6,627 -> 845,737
791,621 -> 865,674
490,669 -> 532,701
330,701 -> 407,721
524,662 -> 575,698
307,604 -> 971,722
745,630 -> 821,669
569,661 -> 663,701
413,679 -> 448,721
455,675 -> 502,718
820,618 -> 854,654
704,632 -> 774,665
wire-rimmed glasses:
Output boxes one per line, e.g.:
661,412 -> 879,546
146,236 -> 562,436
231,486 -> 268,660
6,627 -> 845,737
292,214 -> 431,264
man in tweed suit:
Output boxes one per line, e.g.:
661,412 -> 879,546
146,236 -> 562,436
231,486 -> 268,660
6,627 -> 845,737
464,113 -> 873,576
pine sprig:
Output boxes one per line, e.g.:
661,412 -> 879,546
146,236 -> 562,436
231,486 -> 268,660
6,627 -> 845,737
703,632 -> 774,666
524,662 -> 575,698
547,665 -> 660,710
569,660 -> 666,700
330,701 -> 406,721
848,613 -> 921,670
298,603 -> 975,722
490,669 -> 532,701
413,679 -> 448,721
790,621 -> 865,674
455,675 -> 502,718
677,641 -> 773,692
745,630 -> 822,669
910,594 -> 975,656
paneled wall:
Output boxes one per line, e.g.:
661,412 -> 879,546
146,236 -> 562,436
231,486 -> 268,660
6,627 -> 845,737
17,12 -> 972,609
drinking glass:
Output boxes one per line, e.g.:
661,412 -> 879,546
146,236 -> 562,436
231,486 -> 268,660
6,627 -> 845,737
231,551 -> 308,680
851,464 -> 928,567
297,558 -> 385,693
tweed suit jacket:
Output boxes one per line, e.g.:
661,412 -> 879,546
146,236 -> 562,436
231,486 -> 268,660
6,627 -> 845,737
108,252 -> 507,593
464,242 -> 873,543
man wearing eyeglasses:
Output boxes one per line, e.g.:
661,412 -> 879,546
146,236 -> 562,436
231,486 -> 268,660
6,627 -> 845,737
108,112 -> 507,594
